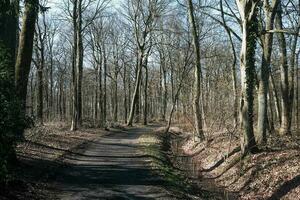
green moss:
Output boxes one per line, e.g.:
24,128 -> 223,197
139,133 -> 220,199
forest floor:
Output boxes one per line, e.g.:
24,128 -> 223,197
2,123 -> 299,200
1,122 -> 103,199
0,123 -> 205,200
167,125 -> 300,200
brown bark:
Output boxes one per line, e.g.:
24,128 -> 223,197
123,61 -> 128,123
220,0 -> 238,128
270,72 -> 281,124
94,70 -> 98,124
287,22 -> 300,132
143,52 -> 150,125
76,0 -> 83,126
15,0 -> 39,113
35,12 -> 48,125
70,0 -> 78,131
103,44 -> 107,127
256,0 -> 278,144
98,53 -> 104,127
187,0 -> 204,140
296,51 -> 299,132
127,50 -> 144,126
275,2 -> 291,135
113,62 -> 118,122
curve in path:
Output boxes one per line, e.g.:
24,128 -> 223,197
51,126 -> 187,200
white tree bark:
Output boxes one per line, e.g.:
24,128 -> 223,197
236,0 -> 259,154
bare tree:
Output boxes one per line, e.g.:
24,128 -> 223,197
187,0 -> 204,140
256,0 -> 279,144
235,0 -> 259,154
33,4 -> 50,125
220,0 -> 238,128
275,0 -> 291,135
126,0 -> 165,126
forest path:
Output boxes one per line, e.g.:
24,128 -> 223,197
51,125 -> 185,200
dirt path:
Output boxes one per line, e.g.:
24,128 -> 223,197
50,126 -> 189,200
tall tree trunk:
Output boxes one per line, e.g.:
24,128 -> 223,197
128,67 -> 131,121
142,46 -> 151,125
76,0 -> 83,126
30,74 -> 34,116
103,45 -> 107,127
231,58 -> 238,128
59,77 -> 63,121
187,0 -> 204,140
257,0 -> 278,144
275,3 -> 290,135
0,0 -> 18,80
94,71 -> 98,125
165,72 -> 186,134
143,60 -> 149,125
15,0 -> 39,116
220,0 -> 238,128
270,73 -> 281,124
113,67 -> 118,122
36,63 -> 43,124
288,24 -> 300,132
127,50 -> 144,126
296,51 -> 299,132
236,0 -> 259,155
135,81 -> 140,123
63,83 -> 66,120
123,62 -> 128,123
159,54 -> 163,119
99,57 -> 103,127
70,0 -> 78,131
44,70 -> 49,121
268,89 -> 275,132
0,0 -> 19,169
49,42 -> 54,120
35,13 -> 47,125
162,65 -> 167,121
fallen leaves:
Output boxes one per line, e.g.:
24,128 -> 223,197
169,126 -> 300,200
1,122 -> 104,200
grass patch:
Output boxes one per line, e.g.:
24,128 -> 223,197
138,132 -> 200,199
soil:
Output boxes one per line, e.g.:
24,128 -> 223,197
48,125 -> 186,199
2,124 -> 198,200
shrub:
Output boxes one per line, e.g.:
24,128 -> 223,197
0,76 -> 25,182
